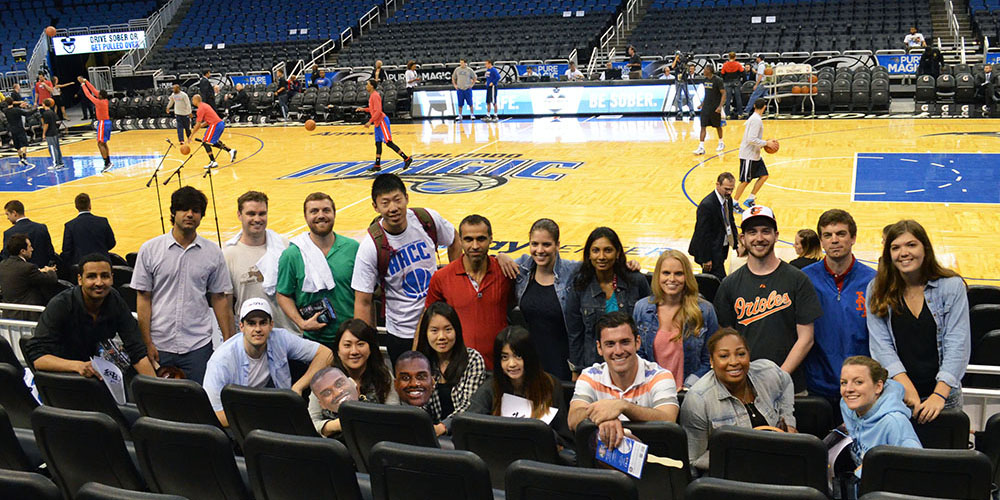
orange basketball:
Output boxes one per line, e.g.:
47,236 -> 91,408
810,74 -> 818,83
764,67 -> 774,76
764,139 -> 780,154
45,26 -> 57,37
304,119 -> 316,131
811,86 -> 818,94
792,86 -> 801,94
180,144 -> 191,155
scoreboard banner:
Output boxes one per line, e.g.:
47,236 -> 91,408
53,31 -> 147,56
411,82 -> 705,117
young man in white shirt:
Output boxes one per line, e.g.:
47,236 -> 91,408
352,174 -> 461,363
904,27 -> 925,50
565,62 -> 585,82
733,99 -> 778,212
165,84 -> 192,145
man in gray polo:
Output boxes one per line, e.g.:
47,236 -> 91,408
451,58 -> 478,121
131,186 -> 235,384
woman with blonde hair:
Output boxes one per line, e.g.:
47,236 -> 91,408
868,220 -> 969,424
790,228 -> 823,269
634,249 -> 718,388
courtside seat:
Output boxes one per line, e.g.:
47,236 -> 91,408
858,446 -> 992,499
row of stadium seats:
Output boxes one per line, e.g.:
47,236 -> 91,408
144,40 -> 320,74
970,0 -> 1000,44
915,72 -> 1000,105
0,0 -> 162,70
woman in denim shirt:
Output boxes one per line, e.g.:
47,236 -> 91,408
867,220 -> 970,424
634,250 -> 718,389
680,328 -> 797,470
565,227 -> 651,372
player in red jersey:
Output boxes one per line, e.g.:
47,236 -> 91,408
189,94 -> 237,169
78,77 -> 113,170
356,79 -> 411,172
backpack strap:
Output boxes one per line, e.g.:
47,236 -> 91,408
367,216 -> 393,282
411,207 -> 438,248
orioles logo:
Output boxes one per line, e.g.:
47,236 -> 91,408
748,206 -> 766,216
733,291 -> 793,326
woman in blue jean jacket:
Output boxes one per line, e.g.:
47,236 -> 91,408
867,220 -> 970,424
634,250 -> 718,389
565,227 -> 651,372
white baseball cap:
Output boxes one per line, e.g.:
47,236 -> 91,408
239,297 -> 273,322
740,205 -> 778,231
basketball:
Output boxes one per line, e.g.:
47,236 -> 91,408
792,86 -> 801,94
180,144 -> 191,155
811,86 -> 818,94
764,140 -> 780,154
764,66 -> 774,76
45,26 -> 57,37
304,119 -> 316,131
810,74 -> 818,83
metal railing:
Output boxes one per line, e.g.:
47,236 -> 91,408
596,0 -> 643,62
359,6 -> 381,36
113,0 -> 186,73
586,46 -> 599,76
963,364 -> 1000,431
0,304 -> 44,363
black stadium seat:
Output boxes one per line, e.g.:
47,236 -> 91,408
968,285 -> 1000,308
936,74 -> 957,102
870,78 -> 890,111
32,370 -> 136,440
955,73 -> 977,103
369,442 -> 495,500
792,396 -> 833,438
832,78 -> 852,110
0,362 -> 38,429
220,384 -> 317,448
131,375 -> 222,428
0,469 -> 61,500
76,482 -> 188,500
912,409 -> 970,449
339,400 -> 440,473
708,425 -> 827,494
575,419 -> 689,499
851,79 -> 870,111
0,407 -> 34,472
915,74 -> 937,103
858,446 -> 992,499
685,477 -> 828,500
505,459 -> 638,500
452,413 -> 562,489
243,429 -> 365,500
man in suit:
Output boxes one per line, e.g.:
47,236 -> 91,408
62,193 -> 116,266
978,64 -> 997,110
199,69 -> 216,110
0,234 -> 58,320
3,200 -> 56,268
688,172 -> 739,280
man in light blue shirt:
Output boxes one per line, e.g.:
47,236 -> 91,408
203,297 -> 333,427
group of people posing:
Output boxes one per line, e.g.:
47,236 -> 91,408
16,170 -> 969,479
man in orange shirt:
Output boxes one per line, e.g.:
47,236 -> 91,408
189,94 -> 237,169
78,77 -> 113,170
720,52 -> 746,119
356,80 -> 411,172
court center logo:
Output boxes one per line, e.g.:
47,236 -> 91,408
280,153 -> 582,194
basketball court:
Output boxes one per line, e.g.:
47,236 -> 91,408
2,116 -> 998,283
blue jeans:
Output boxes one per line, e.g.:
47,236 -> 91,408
158,343 -> 213,385
174,114 -> 191,143
45,137 -> 63,166
724,82 -> 743,118
743,83 -> 768,115
674,82 -> 695,114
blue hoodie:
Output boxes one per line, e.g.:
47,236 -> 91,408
840,379 -> 922,477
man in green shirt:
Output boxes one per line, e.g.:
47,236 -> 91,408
276,192 -> 359,348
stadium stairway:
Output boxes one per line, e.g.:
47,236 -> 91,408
139,0 -> 198,69
604,0 -> 654,61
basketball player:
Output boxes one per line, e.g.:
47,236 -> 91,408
484,59 -> 500,121
356,80 -> 411,173
189,94 -> 237,169
78,77 -> 113,170
3,98 -> 34,166
693,65 -> 726,155
733,99 -> 777,212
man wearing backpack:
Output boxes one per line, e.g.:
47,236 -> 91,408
352,174 -> 462,363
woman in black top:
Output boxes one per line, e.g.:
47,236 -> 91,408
789,228 -> 822,269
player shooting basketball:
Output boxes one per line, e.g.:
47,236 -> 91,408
78,77 -> 113,171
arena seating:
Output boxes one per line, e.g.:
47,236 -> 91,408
970,0 -> 1000,43
628,0 -> 931,56
912,63 -> 999,112
143,0 -> 381,74
0,0 -> 163,71
337,0 -> 620,66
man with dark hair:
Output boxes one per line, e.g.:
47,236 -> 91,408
3,96 -> 35,166
356,79 -> 411,172
34,73 -> 54,107
353,174 -> 461,363
689,172 -> 739,279
204,298 -> 332,426
62,193 -> 116,266
189,94 -> 236,169
23,253 -> 155,379
569,311 -> 679,448
693,65 -> 726,155
224,191 -> 294,331
802,209 -> 875,418
199,69 -> 215,109
277,192 -> 359,348
742,54 -> 768,116
451,58 -> 477,121
483,59 -> 500,121
0,234 -> 58,319
78,77 -> 113,170
394,350 -> 436,409
713,206 -> 822,394
40,97 -> 64,169
274,69 -> 289,120
720,52 -> 745,119
166,84 -> 192,145
425,214 -> 512,367
3,200 -> 56,268
733,99 -> 776,211
130,186 -> 234,384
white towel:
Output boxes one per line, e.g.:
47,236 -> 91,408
225,229 -> 287,295
290,232 -> 337,293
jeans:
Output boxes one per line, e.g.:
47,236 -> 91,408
45,136 -> 63,166
158,343 -> 214,385
743,83 -> 768,115
278,94 -> 289,118
724,82 -> 743,118
674,82 -> 695,114
174,114 -> 191,143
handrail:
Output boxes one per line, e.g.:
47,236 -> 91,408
586,46 -> 598,76
112,0 -> 186,71
0,303 -> 45,313
341,26 -> 353,47
359,5 -> 381,36
960,36 -> 967,64
568,48 -> 578,64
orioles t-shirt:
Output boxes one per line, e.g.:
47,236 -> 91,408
351,208 -> 455,339
713,261 -> 822,392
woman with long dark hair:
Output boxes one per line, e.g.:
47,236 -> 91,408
308,319 -> 397,437
468,326 -> 571,442
416,301 -> 487,435
565,227 -> 651,372
868,220 -> 969,424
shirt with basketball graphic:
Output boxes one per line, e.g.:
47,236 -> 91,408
351,208 -> 456,339
713,261 -> 823,392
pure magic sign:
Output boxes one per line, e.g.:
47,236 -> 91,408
53,31 -> 147,56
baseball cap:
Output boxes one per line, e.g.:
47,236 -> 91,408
740,205 -> 778,231
239,297 -> 272,322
